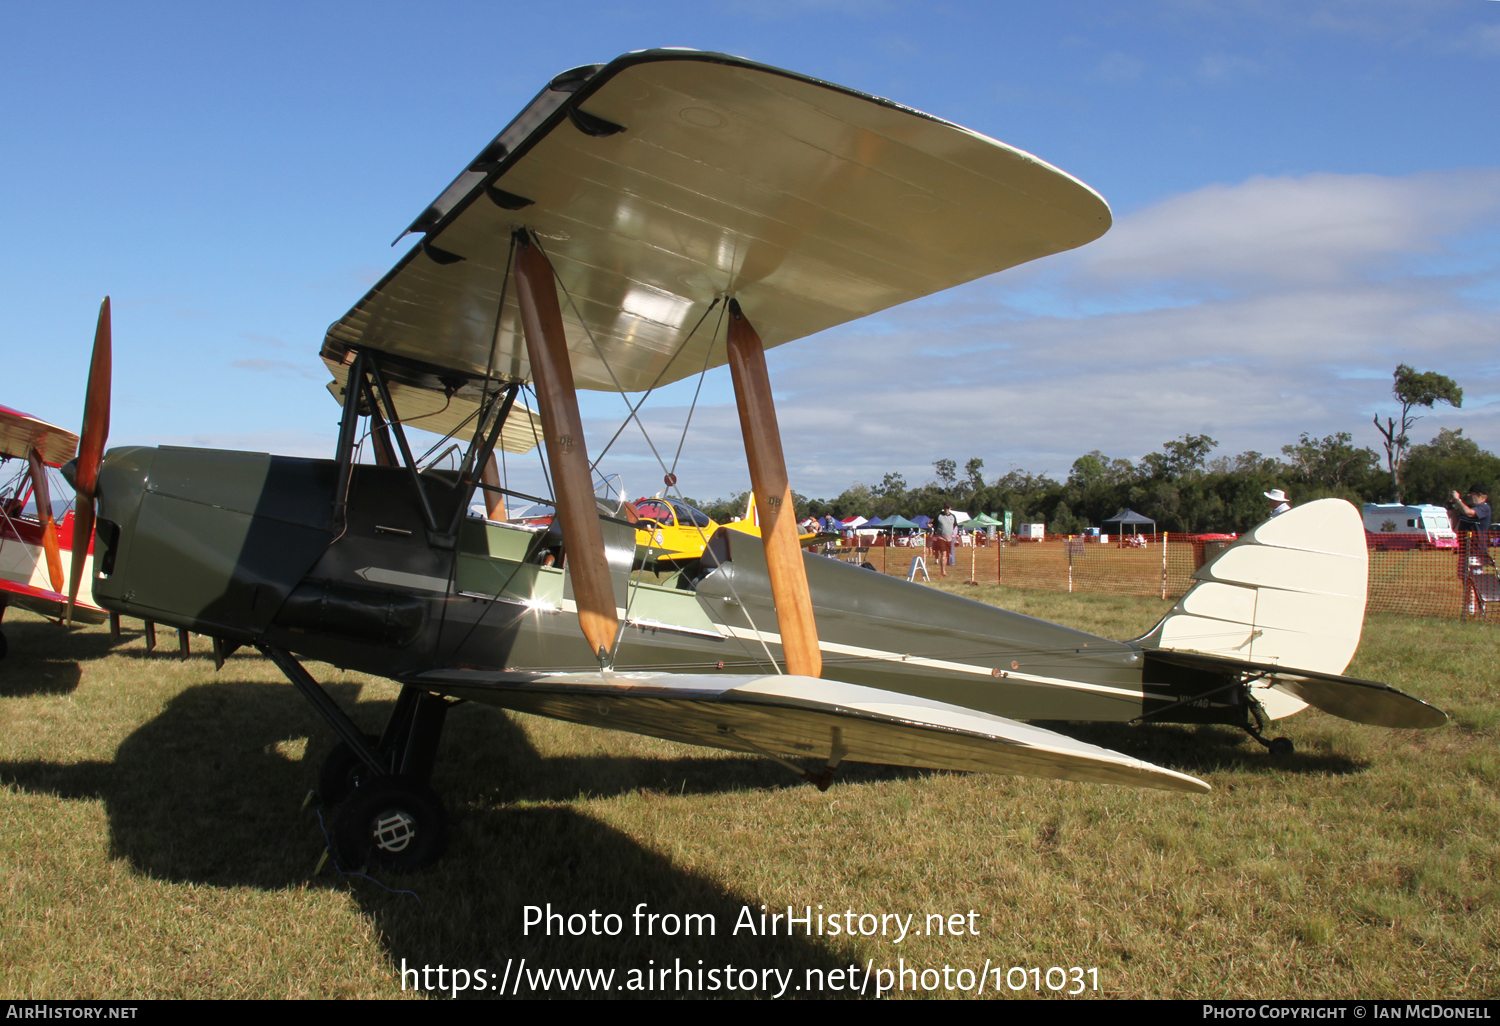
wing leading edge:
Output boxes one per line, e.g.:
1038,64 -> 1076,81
324,49 -> 1112,399
411,668 -> 1210,793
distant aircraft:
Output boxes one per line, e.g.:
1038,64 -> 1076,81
63,51 -> 1445,870
0,308 -> 112,653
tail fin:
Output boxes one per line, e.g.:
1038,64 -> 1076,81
1136,499 -> 1368,719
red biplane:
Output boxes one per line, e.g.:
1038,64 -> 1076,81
0,303 -> 114,654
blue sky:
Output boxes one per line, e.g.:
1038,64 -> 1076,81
3,1 -> 1497,503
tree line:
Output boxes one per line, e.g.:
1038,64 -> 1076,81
687,366 -> 1497,535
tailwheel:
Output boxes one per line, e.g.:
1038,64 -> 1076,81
1243,689 -> 1293,756
317,733 -> 382,805
333,776 -> 448,873
1242,723 -> 1295,757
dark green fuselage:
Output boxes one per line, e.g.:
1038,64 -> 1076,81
92,446 -> 1234,725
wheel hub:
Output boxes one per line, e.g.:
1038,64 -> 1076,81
373,809 -> 417,852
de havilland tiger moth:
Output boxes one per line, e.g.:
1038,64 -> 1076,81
61,50 -> 1446,870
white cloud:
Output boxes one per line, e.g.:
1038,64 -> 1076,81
693,170 -> 1500,500
440,171 -> 1500,506
1195,52 -> 1263,83
141,429 -> 335,458
1071,170 -> 1500,289
1092,52 -> 1146,83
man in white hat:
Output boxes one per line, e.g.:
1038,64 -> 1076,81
1265,488 -> 1291,517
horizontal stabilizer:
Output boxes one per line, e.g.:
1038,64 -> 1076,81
1147,649 -> 1446,730
412,668 -> 1209,793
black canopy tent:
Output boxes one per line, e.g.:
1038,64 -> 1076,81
1102,508 -> 1157,538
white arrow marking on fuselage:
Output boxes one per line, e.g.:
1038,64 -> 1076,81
354,566 -> 451,593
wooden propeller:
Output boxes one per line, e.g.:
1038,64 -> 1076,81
66,298 -> 111,624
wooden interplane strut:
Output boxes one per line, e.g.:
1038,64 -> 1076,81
480,453 -> 506,520
726,300 -> 821,678
25,447 -> 64,594
512,232 -> 617,664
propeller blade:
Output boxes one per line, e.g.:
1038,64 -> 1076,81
75,298 -> 111,496
67,297 -> 111,624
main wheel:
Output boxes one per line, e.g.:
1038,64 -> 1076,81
333,776 -> 448,872
317,734 -> 382,805
1268,737 -> 1294,757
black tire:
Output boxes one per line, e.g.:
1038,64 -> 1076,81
333,776 -> 448,873
318,733 -> 382,805
860,561 -> 877,571
1268,737 -> 1294,757
0,628 -> 7,660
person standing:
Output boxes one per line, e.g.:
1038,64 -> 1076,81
933,503 -> 959,576
1264,488 -> 1291,518
1452,486 -> 1491,564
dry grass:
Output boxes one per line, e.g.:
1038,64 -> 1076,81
2,594 -> 1496,999
855,540 -> 1500,622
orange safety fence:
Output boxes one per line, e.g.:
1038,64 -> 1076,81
819,532 -> 1500,624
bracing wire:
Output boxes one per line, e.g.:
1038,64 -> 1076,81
533,238 -> 782,673
588,297 -> 722,474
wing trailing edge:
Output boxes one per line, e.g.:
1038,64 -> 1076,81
410,668 -> 1210,793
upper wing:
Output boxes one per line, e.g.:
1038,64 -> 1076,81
323,50 -> 1111,397
0,404 -> 77,466
410,668 -> 1209,793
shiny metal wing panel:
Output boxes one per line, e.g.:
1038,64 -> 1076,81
325,50 -> 1111,393
412,669 -> 1208,793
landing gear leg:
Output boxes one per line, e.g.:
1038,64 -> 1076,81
258,644 -> 452,871
1242,691 -> 1294,756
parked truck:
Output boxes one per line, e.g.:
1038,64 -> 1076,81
1361,503 -> 1458,550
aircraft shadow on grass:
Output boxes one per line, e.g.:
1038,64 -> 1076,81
1,678 -> 893,989
2,637 -> 1361,990
0,616 -> 122,696
1033,720 -> 1365,777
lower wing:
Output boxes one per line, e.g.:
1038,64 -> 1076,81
408,668 -> 1210,793
0,577 -> 109,625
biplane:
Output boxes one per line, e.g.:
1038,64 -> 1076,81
66,50 -> 1445,871
0,377 -> 111,653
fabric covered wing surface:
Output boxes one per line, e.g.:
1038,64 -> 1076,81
413,669 -> 1208,793
0,405 -> 77,466
324,51 -> 1111,394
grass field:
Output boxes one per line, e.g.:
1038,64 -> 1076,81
2,589 -> 1496,1000
853,539 -> 1500,622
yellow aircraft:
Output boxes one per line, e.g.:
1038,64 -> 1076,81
632,491 -> 819,571
629,494 -> 723,569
